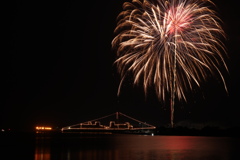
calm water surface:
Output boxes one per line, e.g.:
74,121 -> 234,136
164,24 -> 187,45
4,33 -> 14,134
1,133 -> 240,160
34,134 -> 240,160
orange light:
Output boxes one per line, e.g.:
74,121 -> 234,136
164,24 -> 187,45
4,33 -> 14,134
36,126 -> 52,130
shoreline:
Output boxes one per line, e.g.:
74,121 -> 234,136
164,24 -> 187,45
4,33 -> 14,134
1,126 -> 240,137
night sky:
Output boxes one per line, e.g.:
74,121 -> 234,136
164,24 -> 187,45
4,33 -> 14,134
2,0 -> 240,131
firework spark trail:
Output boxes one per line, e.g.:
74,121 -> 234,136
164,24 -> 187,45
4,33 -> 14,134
112,0 -> 228,127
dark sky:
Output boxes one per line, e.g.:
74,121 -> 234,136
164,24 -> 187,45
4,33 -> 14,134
2,0 -> 240,131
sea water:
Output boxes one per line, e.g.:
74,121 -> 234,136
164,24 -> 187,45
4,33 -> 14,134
1,133 -> 240,160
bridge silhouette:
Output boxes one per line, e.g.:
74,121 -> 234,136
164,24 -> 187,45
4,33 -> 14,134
61,112 -> 156,134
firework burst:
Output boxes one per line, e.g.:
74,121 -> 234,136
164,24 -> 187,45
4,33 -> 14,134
112,0 -> 228,127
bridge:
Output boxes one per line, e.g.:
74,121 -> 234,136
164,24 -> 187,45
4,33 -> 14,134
61,112 -> 156,134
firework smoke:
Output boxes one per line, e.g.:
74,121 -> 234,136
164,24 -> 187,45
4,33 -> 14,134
112,0 -> 228,127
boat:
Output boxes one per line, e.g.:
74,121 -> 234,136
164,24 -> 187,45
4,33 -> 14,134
61,112 -> 156,135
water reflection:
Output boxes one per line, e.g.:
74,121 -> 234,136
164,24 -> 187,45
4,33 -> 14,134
35,134 -> 239,160
35,136 -> 51,160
